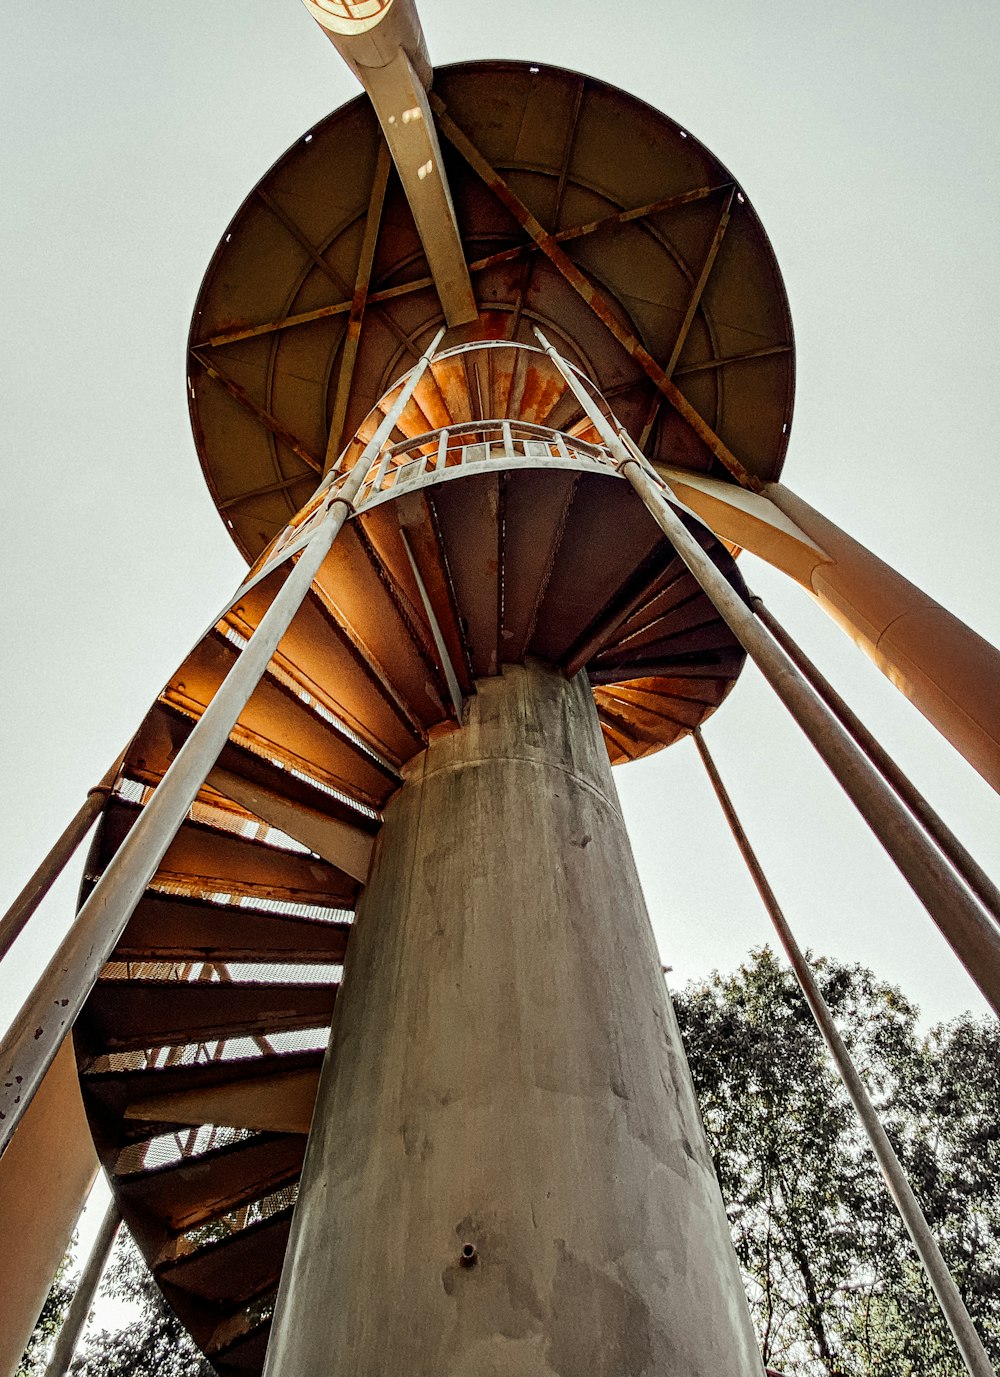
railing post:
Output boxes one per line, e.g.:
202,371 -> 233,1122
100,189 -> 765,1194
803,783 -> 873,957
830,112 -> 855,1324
692,726 -> 997,1377
41,1199 -> 122,1377
0,328 -> 445,1158
533,325 -> 1000,1021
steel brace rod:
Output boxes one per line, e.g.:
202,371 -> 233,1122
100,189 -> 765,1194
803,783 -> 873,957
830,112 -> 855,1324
0,328 -> 445,1159
42,1198 -> 122,1377
692,726 -> 996,1377
533,324 -> 1000,1021
748,592 -> 1000,931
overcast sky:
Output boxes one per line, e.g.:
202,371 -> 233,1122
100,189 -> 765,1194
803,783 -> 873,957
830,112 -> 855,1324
2,0 -> 999,1079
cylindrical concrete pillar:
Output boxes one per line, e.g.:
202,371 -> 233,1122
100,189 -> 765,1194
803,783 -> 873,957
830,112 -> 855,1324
265,661 -> 762,1376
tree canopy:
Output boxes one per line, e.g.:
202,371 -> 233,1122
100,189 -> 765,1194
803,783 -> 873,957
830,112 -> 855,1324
673,948 -> 1000,1375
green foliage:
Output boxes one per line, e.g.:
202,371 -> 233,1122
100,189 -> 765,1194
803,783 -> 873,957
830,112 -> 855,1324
70,1231 -> 214,1377
674,948 -> 1000,1376
17,1239 -> 77,1377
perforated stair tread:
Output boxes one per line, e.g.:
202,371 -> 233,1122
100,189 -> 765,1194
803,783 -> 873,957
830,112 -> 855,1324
118,1132 -> 307,1237
81,978 -> 338,1053
158,1205 -> 294,1307
112,891 -> 351,964
97,798 -> 359,910
129,700 -> 382,838
82,1049 -> 325,1143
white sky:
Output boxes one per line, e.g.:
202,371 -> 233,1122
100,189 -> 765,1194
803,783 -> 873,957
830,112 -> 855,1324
2,0 -> 999,1096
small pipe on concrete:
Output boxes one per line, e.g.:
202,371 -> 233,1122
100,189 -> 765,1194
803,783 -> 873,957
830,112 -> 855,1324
0,329 -> 445,1159
692,726 -> 996,1377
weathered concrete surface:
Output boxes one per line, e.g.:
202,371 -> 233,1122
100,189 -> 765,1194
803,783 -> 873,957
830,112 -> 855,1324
265,662 -> 761,1376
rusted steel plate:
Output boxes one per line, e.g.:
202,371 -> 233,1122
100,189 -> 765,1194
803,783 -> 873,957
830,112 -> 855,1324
529,473 -> 664,662
428,469 -> 502,678
97,799 -> 358,910
81,978 -> 338,1053
499,467 -> 580,661
112,892 -> 350,965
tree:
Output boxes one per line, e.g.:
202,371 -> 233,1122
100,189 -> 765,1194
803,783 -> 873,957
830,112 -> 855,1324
17,1243 -> 77,1377
673,948 -> 1000,1376
70,1230 -> 214,1377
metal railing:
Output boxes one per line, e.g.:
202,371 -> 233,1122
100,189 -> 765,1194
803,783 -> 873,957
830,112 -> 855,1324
355,419 -> 617,507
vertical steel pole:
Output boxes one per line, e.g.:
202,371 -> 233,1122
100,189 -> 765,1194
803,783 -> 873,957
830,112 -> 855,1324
692,727 -> 996,1377
0,328 -> 445,1158
532,326 -> 1000,1020
41,1199 -> 122,1377
748,592 -> 1000,930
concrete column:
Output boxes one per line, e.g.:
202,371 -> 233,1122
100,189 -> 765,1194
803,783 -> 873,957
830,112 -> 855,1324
265,661 -> 762,1377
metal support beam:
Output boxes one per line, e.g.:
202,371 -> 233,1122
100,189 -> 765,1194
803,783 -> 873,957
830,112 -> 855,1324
656,467 -> 1000,796
42,1199 -> 122,1377
664,185 -> 736,380
302,0 -> 477,326
692,727 -> 997,1377
640,185 -> 736,447
324,141 -> 393,471
749,592 -> 1000,930
535,326 -> 1000,1019
195,186 -> 733,351
436,100 -> 760,490
189,351 -> 323,473
0,328 -> 444,1158
397,527 -> 464,721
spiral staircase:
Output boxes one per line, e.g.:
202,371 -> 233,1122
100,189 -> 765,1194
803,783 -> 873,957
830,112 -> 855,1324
72,341 -> 751,1373
61,39 -> 797,1374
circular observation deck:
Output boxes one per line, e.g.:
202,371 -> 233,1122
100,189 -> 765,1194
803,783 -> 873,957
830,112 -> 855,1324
188,60 -> 794,565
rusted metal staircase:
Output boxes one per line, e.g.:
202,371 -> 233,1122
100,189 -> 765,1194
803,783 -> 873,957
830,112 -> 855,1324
73,343 -> 750,1374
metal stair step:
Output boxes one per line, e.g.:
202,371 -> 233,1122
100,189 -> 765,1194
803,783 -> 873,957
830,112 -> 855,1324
79,978 -> 338,1054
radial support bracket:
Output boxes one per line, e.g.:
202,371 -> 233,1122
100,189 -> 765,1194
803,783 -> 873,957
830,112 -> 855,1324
302,0 -> 478,327
397,525 -> 464,722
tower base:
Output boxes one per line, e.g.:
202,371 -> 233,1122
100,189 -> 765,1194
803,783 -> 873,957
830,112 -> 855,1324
264,662 -> 761,1376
